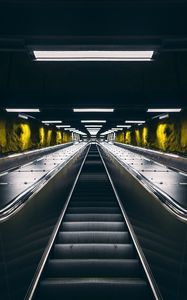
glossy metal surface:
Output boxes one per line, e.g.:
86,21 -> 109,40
0,143 -> 86,210
102,143 -> 187,210
115,142 -> 187,173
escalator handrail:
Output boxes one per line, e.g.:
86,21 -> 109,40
100,143 -> 187,222
97,144 -> 162,300
0,143 -> 88,223
24,144 -> 90,300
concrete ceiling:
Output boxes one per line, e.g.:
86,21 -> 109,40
0,0 -> 187,131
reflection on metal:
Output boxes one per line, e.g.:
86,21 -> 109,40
100,143 -> 187,222
97,144 -> 162,300
0,143 -> 88,222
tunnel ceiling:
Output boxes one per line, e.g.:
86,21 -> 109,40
0,0 -> 187,131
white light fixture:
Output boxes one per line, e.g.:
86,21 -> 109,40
64,128 -> 76,131
73,108 -> 114,112
42,120 -> 62,124
33,50 -> 154,61
112,128 -> 123,130
116,125 -> 131,128
56,125 -> 71,128
85,125 -> 103,128
125,120 -> 145,124
81,120 -> 106,123
6,108 -> 40,112
147,108 -> 181,113
159,114 -> 169,120
18,114 -> 28,120
86,127 -> 101,130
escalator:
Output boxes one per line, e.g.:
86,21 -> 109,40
26,144 -> 159,300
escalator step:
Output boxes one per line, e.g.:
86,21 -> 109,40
46,259 -> 141,277
57,231 -> 129,244
69,202 -> 118,207
71,196 -> 115,202
61,222 -> 127,232
67,207 -> 120,214
53,244 -> 134,259
64,214 -> 123,222
37,278 -> 151,300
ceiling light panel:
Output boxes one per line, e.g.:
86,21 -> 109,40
73,108 -> 114,112
159,114 -> 169,120
6,108 -> 40,112
33,50 -> 154,61
147,108 -> 181,112
85,125 -> 103,128
125,120 -> 145,124
42,121 -> 62,124
81,120 -> 106,123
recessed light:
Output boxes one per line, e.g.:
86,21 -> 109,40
18,114 -> 28,120
159,114 -> 169,120
73,108 -> 114,112
125,120 -> 145,124
85,125 -> 103,128
6,108 -> 40,112
116,125 -> 131,128
56,125 -> 71,128
81,120 -> 106,123
147,108 -> 181,113
42,121 -> 62,124
33,50 -> 154,62
112,128 -> 123,130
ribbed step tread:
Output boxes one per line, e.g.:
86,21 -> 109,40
71,196 -> 115,202
64,214 -> 123,222
46,259 -> 141,277
53,244 -> 134,259
37,278 -> 151,300
61,222 -> 126,232
67,207 -> 120,214
69,202 -> 118,207
57,231 -> 129,244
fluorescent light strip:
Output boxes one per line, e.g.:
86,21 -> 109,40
64,128 -> 75,131
81,120 -> 106,123
147,108 -> 181,113
85,125 -> 103,128
159,114 -> 169,120
125,120 -> 145,124
112,128 -> 123,130
116,125 -> 131,128
73,108 -> 114,112
6,108 -> 40,112
86,127 -> 101,130
33,51 -> 154,61
56,125 -> 71,128
42,121 -> 62,124
18,114 -> 28,120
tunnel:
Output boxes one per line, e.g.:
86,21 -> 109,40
0,1 -> 187,299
